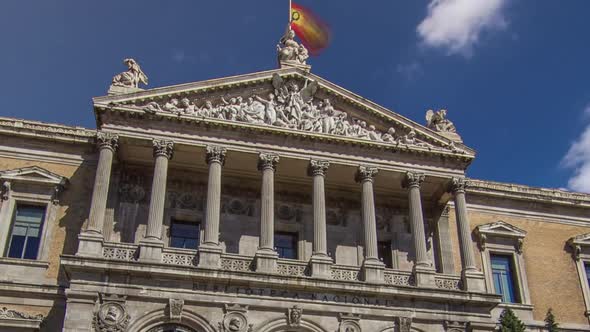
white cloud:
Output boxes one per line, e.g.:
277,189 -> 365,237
417,0 -> 508,56
562,107 -> 590,193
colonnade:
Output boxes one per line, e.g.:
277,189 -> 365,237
78,135 -> 482,287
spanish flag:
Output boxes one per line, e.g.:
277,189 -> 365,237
290,3 -> 331,55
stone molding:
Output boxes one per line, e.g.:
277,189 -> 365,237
206,145 -> 227,165
153,139 -> 174,159
467,178 -> 590,207
258,153 -> 280,171
0,166 -> 69,203
96,132 -> 119,151
474,220 -> 527,253
568,233 -> 590,261
0,116 -> 95,143
308,159 -> 330,177
355,166 -> 378,183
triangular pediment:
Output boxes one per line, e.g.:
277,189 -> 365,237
0,166 -> 68,187
93,67 -> 474,159
475,221 -> 527,238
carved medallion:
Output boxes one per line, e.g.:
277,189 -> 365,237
338,313 -> 361,332
220,304 -> 251,332
93,302 -> 130,332
287,305 -> 303,327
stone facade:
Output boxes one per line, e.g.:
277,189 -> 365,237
0,64 -> 589,332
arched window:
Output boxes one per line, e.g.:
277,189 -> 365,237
148,324 -> 197,332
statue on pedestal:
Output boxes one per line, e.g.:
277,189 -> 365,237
277,27 -> 309,66
111,58 -> 148,89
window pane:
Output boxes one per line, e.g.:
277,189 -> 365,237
585,263 -> 590,287
491,254 -> 518,303
6,205 -> 45,260
275,232 -> 297,259
169,220 -> 199,250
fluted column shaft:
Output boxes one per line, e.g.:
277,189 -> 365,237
145,140 -> 174,240
356,166 -> 379,261
86,133 -> 118,234
451,177 -> 478,271
258,153 -> 279,252
405,172 -> 430,268
309,160 -> 330,256
203,146 -> 226,246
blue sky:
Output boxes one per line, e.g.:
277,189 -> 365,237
1,1 -> 590,192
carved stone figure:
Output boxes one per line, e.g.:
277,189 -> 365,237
287,305 -> 303,327
426,109 -> 456,133
168,298 -> 184,322
93,302 -> 130,332
131,75 -> 462,152
277,27 -> 309,65
111,58 -> 148,89
221,304 -> 251,332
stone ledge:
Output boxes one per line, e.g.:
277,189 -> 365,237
60,254 -> 501,311
0,317 -> 43,329
0,116 -> 94,144
0,257 -> 49,268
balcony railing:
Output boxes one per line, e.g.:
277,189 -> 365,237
100,242 -> 463,290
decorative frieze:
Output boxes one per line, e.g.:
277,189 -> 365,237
0,307 -> 44,320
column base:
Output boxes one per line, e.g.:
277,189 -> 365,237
198,244 -> 223,269
139,238 -> 164,263
76,232 -> 104,257
413,264 -> 436,288
462,268 -> 486,292
310,254 -> 333,279
362,258 -> 385,283
255,249 -> 278,274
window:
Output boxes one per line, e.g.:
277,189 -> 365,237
568,233 -> 590,317
275,232 -> 298,259
586,263 -> 590,288
378,241 -> 393,268
6,204 -> 46,260
491,254 -> 518,303
169,220 -> 200,250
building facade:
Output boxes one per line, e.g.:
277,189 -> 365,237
1,38 -> 590,332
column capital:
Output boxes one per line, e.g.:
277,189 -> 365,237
258,152 -> 279,171
96,132 -> 119,151
308,159 -> 330,177
449,177 -> 469,193
403,172 -> 425,188
355,165 -> 378,183
205,145 -> 227,165
153,139 -> 174,159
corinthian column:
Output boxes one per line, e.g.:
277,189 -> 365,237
77,132 -> 118,257
450,177 -> 486,291
356,165 -> 384,283
308,159 -> 333,278
199,146 -> 227,269
403,172 -> 435,287
255,152 -> 280,273
140,139 -> 174,262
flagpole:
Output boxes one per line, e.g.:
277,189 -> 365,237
289,0 -> 292,23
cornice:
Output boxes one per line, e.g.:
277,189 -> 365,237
0,117 -> 94,144
467,178 -> 590,208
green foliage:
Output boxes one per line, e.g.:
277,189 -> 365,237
544,308 -> 559,332
498,308 -> 526,332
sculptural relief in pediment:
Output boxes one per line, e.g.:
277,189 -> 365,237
113,73 -> 464,154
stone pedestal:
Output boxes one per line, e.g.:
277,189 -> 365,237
362,258 -> 385,283
255,249 -> 278,274
414,265 -> 436,288
138,237 -> 164,263
198,244 -> 223,269
463,269 -> 487,292
310,255 -> 333,279
76,233 -> 104,257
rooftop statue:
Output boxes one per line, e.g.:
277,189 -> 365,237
425,109 -> 456,133
111,58 -> 148,89
277,27 -> 309,66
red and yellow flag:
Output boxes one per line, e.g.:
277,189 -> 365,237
290,3 -> 331,55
